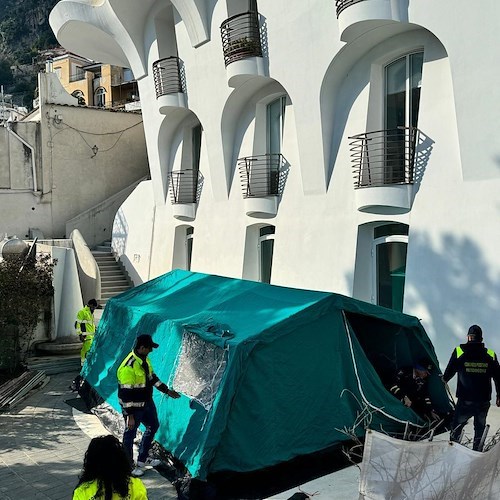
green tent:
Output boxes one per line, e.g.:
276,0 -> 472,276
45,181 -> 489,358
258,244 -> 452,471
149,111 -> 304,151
82,269 -> 451,480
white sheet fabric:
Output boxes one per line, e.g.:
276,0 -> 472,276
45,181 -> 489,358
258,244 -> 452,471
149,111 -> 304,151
359,430 -> 500,499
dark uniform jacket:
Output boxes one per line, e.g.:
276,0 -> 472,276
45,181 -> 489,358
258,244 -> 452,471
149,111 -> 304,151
443,342 -> 500,402
389,366 -> 434,417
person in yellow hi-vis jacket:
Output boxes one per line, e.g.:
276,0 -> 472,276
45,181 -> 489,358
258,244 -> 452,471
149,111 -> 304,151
76,298 -> 98,363
73,435 -> 147,500
70,299 -> 98,392
117,334 -> 180,477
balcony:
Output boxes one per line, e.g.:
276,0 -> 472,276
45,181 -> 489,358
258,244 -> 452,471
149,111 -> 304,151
168,169 -> 200,221
220,11 -> 265,87
238,154 -> 286,218
350,127 -> 418,214
69,70 -> 86,83
152,57 -> 186,113
334,0 -> 408,42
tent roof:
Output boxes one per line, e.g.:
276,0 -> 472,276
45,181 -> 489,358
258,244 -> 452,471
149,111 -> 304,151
107,269 -> 422,347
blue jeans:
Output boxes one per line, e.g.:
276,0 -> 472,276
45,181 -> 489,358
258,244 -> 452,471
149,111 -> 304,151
450,400 -> 490,451
123,401 -> 160,464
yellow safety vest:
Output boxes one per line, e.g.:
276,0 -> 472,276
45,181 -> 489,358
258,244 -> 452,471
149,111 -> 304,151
75,305 -> 96,363
117,351 -> 161,414
72,476 -> 147,500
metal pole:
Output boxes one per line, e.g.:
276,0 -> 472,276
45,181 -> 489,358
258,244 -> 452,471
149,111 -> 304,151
478,424 -> 490,452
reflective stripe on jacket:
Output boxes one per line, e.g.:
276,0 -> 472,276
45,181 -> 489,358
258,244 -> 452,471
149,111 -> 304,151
75,306 -> 96,334
117,351 -> 163,415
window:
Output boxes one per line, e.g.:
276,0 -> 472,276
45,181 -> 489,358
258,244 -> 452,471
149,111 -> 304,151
191,124 -> 202,171
259,225 -> 275,283
384,52 -> 423,183
54,67 -> 62,79
70,63 -> 85,82
186,226 -> 194,271
95,87 -> 106,108
172,329 -> 227,410
123,68 -> 134,82
372,223 -> 409,312
175,124 -> 202,204
267,96 -> 286,155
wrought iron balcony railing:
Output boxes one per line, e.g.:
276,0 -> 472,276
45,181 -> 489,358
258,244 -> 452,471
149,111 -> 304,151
238,154 -> 285,198
168,169 -> 200,204
335,0 -> 365,17
152,57 -> 183,98
349,127 -> 418,188
220,11 -> 263,67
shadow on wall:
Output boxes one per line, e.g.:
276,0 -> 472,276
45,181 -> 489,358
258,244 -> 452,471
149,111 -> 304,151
404,232 -> 500,366
412,130 -> 434,196
112,208 -> 128,258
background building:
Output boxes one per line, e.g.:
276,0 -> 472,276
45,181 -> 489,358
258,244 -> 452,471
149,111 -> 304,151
0,71 -> 148,246
46,51 -> 139,109
49,0 -> 500,367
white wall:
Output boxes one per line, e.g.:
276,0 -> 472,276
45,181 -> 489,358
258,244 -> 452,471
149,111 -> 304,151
54,1 -> 500,369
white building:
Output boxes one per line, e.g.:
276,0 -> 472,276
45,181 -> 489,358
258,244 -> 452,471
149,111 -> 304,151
49,0 -> 500,367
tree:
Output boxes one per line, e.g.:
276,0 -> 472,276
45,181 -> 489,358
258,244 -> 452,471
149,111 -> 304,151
0,252 -> 54,376
0,59 -> 13,85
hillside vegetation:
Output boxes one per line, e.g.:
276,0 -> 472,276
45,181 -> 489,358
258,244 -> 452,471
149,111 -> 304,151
0,0 -> 60,106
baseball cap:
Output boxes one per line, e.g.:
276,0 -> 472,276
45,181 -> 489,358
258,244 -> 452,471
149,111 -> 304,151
415,359 -> 432,374
135,334 -> 159,349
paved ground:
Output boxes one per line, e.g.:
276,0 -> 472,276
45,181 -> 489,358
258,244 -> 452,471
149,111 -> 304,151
0,371 -> 177,500
2,367 -> 500,499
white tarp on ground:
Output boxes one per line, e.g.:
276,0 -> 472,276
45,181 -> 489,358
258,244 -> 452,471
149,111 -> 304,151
359,430 -> 500,499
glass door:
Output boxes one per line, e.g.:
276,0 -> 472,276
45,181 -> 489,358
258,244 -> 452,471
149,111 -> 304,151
385,52 -> 423,184
372,235 -> 408,312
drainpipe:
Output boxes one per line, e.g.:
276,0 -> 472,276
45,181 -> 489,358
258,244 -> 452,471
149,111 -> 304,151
6,123 -> 38,193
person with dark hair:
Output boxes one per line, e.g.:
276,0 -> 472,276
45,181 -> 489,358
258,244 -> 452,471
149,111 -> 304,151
70,298 -> 98,392
443,324 -> 500,451
389,359 -> 439,421
73,434 -> 147,499
117,334 -> 181,477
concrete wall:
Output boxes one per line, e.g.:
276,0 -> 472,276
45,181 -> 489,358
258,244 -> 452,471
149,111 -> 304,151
38,242 -> 83,339
0,72 -> 149,244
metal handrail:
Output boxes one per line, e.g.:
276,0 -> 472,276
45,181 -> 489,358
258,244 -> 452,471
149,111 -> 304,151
152,57 -> 183,98
349,127 -> 419,188
220,11 -> 263,67
335,0 -> 365,17
237,154 -> 285,198
168,169 -> 200,204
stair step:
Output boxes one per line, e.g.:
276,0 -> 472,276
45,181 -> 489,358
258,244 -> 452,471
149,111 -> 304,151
101,285 -> 130,293
92,240 -> 132,305
101,276 -> 129,284
101,291 -> 129,299
93,254 -> 114,259
98,262 -> 121,269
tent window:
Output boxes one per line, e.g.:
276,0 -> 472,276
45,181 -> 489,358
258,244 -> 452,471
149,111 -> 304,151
172,330 -> 227,410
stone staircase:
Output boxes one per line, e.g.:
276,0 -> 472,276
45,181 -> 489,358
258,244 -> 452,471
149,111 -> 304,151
92,241 -> 132,306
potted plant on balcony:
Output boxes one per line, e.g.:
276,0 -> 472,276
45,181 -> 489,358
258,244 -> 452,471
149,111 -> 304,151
228,37 -> 260,56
